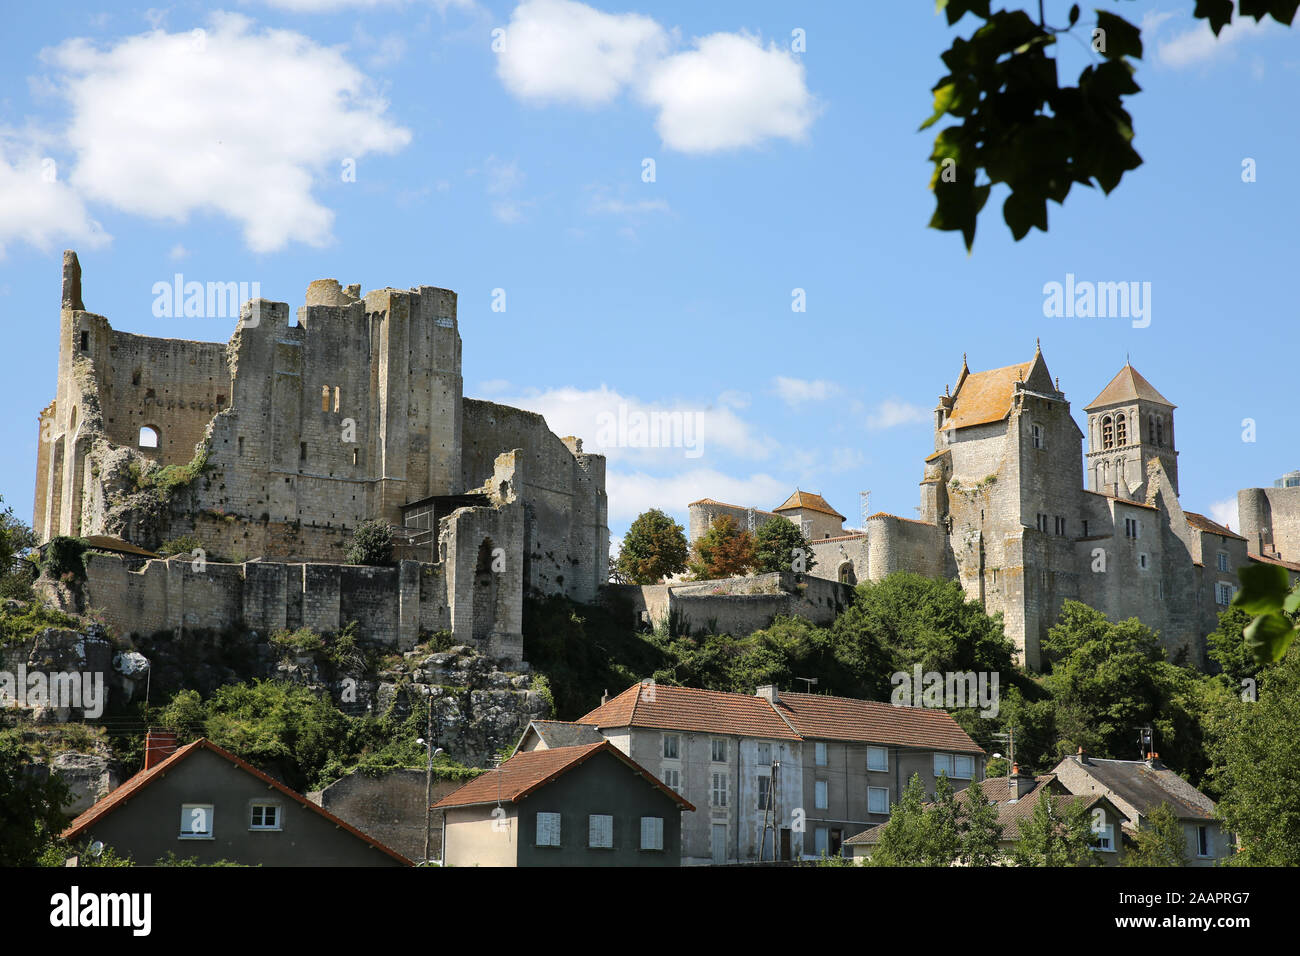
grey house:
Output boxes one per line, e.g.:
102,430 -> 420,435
1051,751 -> 1230,865
434,741 -> 694,866
61,736 -> 411,866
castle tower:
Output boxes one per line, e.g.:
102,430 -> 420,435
1084,363 -> 1177,500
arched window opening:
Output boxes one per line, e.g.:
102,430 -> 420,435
1101,416 -> 1114,450
321,385 -> 330,412
1156,416 -> 1164,446
838,562 -> 856,586
1115,414 -> 1126,446
139,425 -> 159,449
333,386 -> 340,413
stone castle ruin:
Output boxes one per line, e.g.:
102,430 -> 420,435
34,252 -> 608,664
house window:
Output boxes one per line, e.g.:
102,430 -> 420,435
333,386 -> 341,413
321,385 -> 330,411
1102,416 -> 1114,449
757,775 -> 772,811
249,804 -> 281,830
1082,519 -> 1089,537
640,817 -> 664,851
814,780 -> 828,809
1054,516 -> 1066,536
663,734 -> 679,760
953,754 -> 974,779
933,753 -> 954,778
1217,552 -> 1229,572
1092,809 -> 1115,852
300,442 -> 307,461
711,738 -> 727,763
535,811 -> 561,847
1036,513 -> 1048,533
868,787 -> 890,815
1031,423 -> 1044,449
867,746 -> 888,772
711,772 -> 729,808
138,426 -> 159,449
1138,553 -> 1149,570
1125,518 -> 1139,539
756,742 -> 772,765
1197,825 -> 1211,857
661,768 -> 681,793
1215,582 -> 1235,606
814,827 -> 828,857
588,814 -> 613,849
179,804 -> 214,839
815,742 -> 828,766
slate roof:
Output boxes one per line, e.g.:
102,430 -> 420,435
579,684 -> 800,740
1057,756 -> 1215,821
773,490 -> 846,521
772,692 -> 984,754
1183,511 -> 1246,541
61,738 -> 412,864
1084,364 -> 1175,411
517,719 -> 605,751
432,741 -> 694,811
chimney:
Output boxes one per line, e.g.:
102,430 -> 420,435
144,729 -> 178,770
1008,763 -> 1037,801
1145,752 -> 1162,769
600,689 -> 608,706
1077,746 -> 1089,765
755,685 -> 779,704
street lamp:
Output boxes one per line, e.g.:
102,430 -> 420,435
416,689 -> 444,866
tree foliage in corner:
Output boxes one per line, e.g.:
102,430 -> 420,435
927,0 -> 1298,250
616,509 -> 689,584
0,731 -> 70,866
1231,562 -> 1299,664
751,518 -> 817,575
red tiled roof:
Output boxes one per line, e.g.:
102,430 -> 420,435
432,741 -> 693,811
941,361 -> 1033,431
1248,552 -> 1300,572
773,692 -> 984,754
773,490 -> 846,521
810,533 -> 868,544
866,512 -> 936,526
579,683 -> 800,740
1183,511 -> 1246,541
61,738 -> 412,864
687,498 -> 779,517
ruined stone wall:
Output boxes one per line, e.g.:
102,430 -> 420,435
615,572 -> 851,636
687,501 -> 782,542
461,400 -> 607,602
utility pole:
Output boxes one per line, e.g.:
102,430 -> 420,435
423,693 -> 433,864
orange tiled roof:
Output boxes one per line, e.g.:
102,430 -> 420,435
866,511 -> 936,526
1183,511 -> 1246,541
1084,363 -> 1174,411
61,738 -> 412,865
940,361 -> 1033,431
1248,552 -> 1300,572
432,741 -> 694,811
810,533 -> 868,544
773,692 -> 984,753
773,490 -> 846,521
580,684 -> 801,740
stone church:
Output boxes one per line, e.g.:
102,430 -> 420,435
693,346 -> 1279,670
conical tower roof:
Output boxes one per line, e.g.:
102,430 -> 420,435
1084,363 -> 1174,411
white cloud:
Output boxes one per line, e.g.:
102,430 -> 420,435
867,399 -> 930,431
642,32 -> 817,153
484,383 -> 777,464
773,376 -> 837,405
606,468 -> 788,525
496,0 -> 668,107
588,196 -> 670,216
260,0 -> 475,12
0,139 -> 108,258
1155,16 -> 1276,69
44,14 -> 411,253
168,243 -> 190,260
497,2 -> 817,152
1209,497 -> 1240,533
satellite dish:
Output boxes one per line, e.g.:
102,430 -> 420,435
89,841 -> 104,858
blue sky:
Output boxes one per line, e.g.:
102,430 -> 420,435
1,0 -> 1296,549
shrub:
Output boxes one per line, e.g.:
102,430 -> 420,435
347,519 -> 393,566
42,537 -> 89,581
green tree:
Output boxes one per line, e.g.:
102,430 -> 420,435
1206,605 -> 1263,688
1012,793 -> 1099,867
751,518 -> 817,575
0,496 -> 38,600
1126,802 -> 1189,867
869,773 -> 936,866
0,732 -> 70,866
687,515 -> 756,580
958,777 -> 1004,866
346,519 -> 393,566
1207,645 -> 1300,865
927,1 -> 1298,250
616,509 -> 689,584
